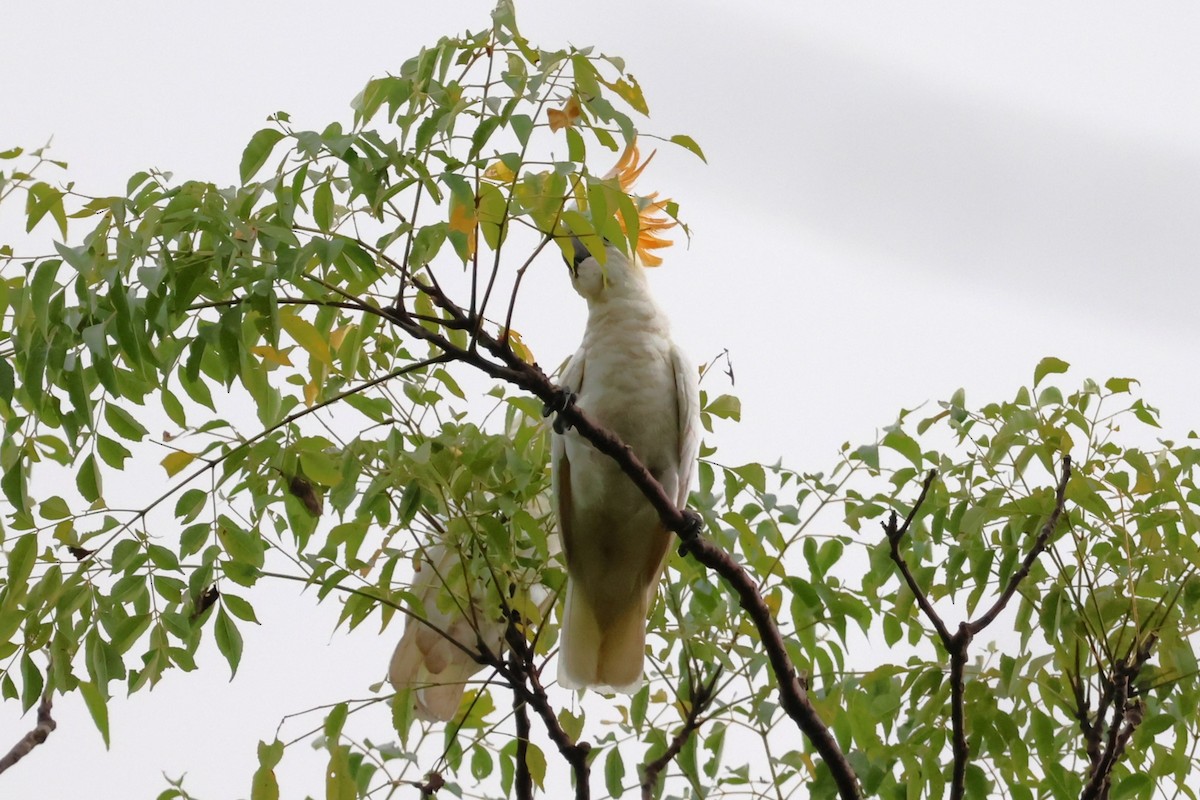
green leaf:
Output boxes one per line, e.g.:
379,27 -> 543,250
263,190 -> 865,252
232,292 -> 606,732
471,745 -> 493,780
104,404 -> 149,441
1104,377 -> 1137,394
6,532 -> 36,594
605,746 -> 626,798
313,181 -> 334,232
1111,773 -> 1151,800
213,607 -> 244,678
39,496 -> 70,520
325,745 -> 356,800
882,429 -> 923,469
25,182 -> 68,236
525,742 -> 546,790
78,680 -> 111,748
670,134 -> 707,162
96,436 -> 132,470
251,740 -> 283,800
324,702 -> 349,742
1033,356 -> 1070,387
222,594 -> 260,624
706,394 -> 741,421
217,517 -> 265,568
240,128 -> 286,183
76,452 -> 102,503
0,356 -> 13,405
19,653 -> 43,713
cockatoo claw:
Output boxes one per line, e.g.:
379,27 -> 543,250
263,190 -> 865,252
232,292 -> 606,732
542,388 -> 577,433
676,509 -> 704,556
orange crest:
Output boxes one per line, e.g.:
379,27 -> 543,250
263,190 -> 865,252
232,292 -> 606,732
603,140 -> 676,267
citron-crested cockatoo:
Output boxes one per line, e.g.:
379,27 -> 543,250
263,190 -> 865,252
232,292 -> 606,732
551,143 -> 700,693
389,498 -> 557,721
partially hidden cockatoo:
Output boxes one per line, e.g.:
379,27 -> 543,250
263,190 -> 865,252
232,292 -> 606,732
388,495 -> 557,721
551,142 -> 701,694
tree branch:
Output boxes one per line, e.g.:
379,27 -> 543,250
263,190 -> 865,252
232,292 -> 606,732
884,470 -> 952,645
967,456 -> 1072,635
0,691 -> 56,774
500,616 -> 590,800
885,458 -> 1072,800
1079,634 -> 1155,800
510,649 -> 534,800
640,667 -> 721,799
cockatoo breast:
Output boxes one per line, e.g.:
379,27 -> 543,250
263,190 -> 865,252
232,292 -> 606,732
572,298 -> 680,490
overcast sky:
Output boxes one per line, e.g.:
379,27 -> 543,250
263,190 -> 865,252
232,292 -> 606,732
3,1 -> 1199,796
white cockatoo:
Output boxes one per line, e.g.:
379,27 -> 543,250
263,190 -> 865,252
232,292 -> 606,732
389,496 -> 558,721
551,143 -> 700,693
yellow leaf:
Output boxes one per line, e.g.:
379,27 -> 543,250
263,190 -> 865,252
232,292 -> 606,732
279,312 -> 331,367
547,94 -> 581,132
483,160 -> 516,183
329,324 -> 354,352
764,587 -> 782,616
303,380 -> 319,407
448,196 -> 477,260
161,451 -> 196,477
249,345 -> 294,367
504,328 -> 535,364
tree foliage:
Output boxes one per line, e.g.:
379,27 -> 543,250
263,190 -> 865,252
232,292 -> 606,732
1,3 -> 1198,798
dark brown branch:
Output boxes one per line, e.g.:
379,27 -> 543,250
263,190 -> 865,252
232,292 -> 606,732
1079,635 -> 1155,800
1069,646 -> 1103,772
947,626 -> 971,800
510,649 -> 534,800
884,470 -> 951,645
640,668 -> 721,799
966,456 -> 1072,635
499,617 -> 590,800
0,691 -> 56,774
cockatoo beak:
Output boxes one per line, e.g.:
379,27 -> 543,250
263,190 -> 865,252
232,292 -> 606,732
565,236 -> 590,277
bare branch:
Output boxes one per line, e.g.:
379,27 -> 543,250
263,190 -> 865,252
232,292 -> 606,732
0,691 -> 56,774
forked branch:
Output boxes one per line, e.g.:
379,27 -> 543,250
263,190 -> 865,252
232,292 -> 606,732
885,457 -> 1072,800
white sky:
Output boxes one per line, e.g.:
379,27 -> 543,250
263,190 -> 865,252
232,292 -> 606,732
2,1 -> 1199,796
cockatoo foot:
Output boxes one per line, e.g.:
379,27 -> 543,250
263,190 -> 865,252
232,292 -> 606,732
542,388 -> 577,434
676,509 -> 704,555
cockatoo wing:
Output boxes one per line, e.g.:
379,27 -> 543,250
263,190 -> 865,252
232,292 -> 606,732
551,348 -> 587,566
671,343 -> 702,509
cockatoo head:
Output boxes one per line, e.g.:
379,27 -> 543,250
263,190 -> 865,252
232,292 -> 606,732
566,238 -> 638,301
562,141 -> 675,302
